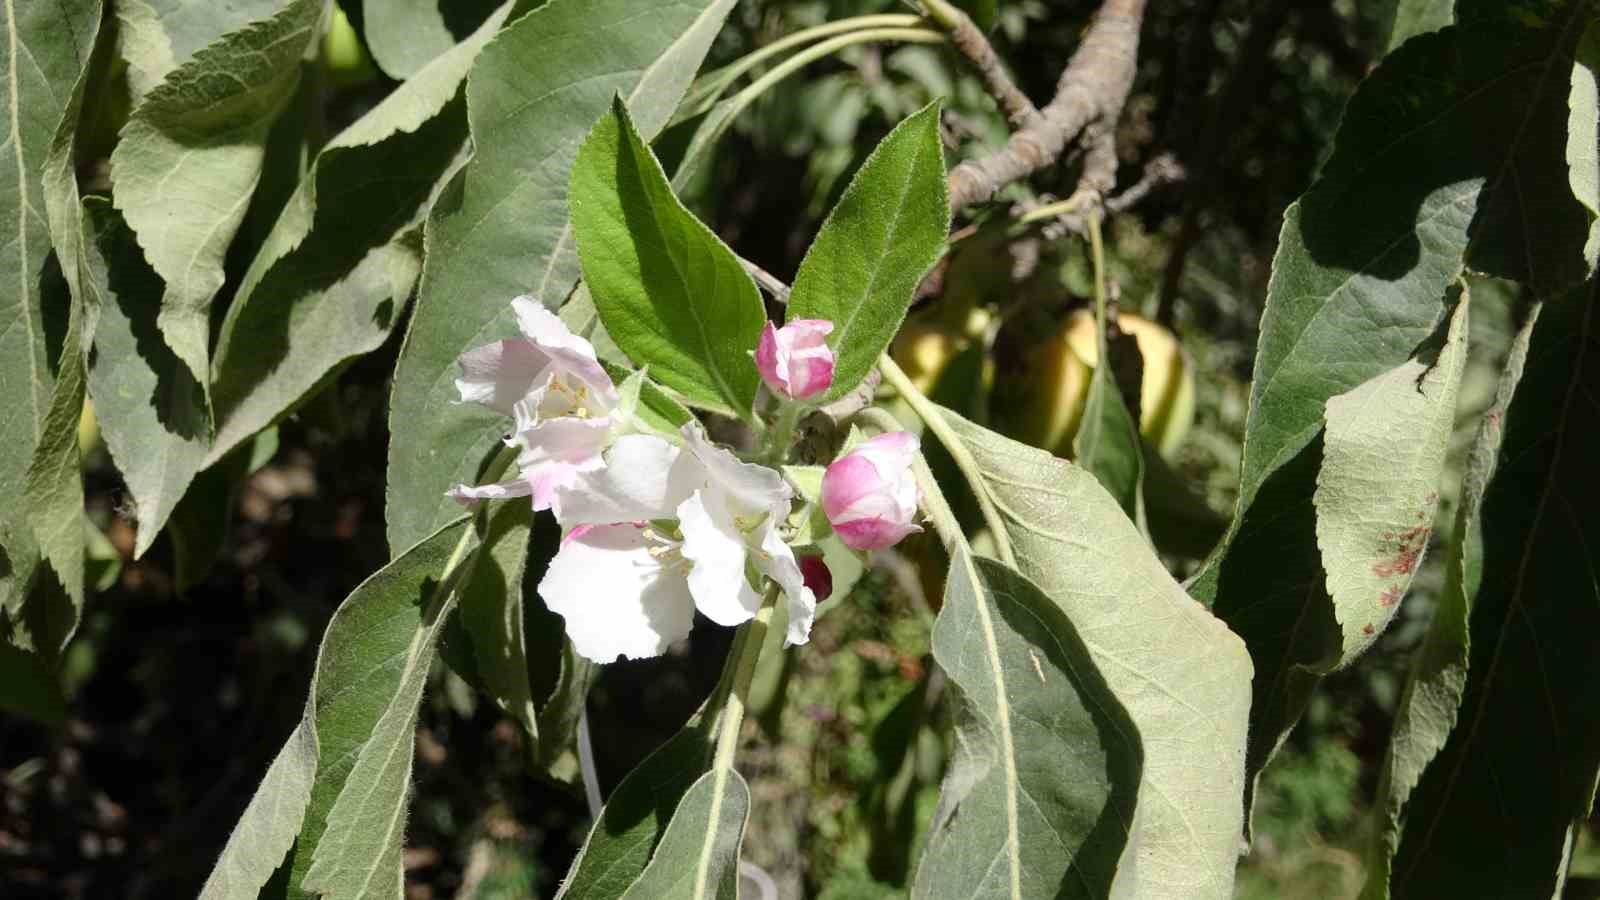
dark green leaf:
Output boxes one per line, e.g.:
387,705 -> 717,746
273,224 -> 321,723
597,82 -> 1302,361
1072,315 -> 1144,519
787,103 -> 949,403
209,6 -> 512,463
914,549 -> 1141,899
455,499 -> 538,742
1380,291 -> 1600,897
82,199 -> 208,558
108,0 -> 321,388
0,0 -> 98,614
617,768 -> 750,900
199,518 -> 475,900
1192,2 -> 1592,817
384,0 -> 736,552
571,96 -> 765,418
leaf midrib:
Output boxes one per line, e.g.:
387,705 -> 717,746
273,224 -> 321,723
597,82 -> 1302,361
7,0 -> 44,444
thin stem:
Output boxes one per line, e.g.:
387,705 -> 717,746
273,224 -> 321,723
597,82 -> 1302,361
713,13 -> 924,99
724,27 -> 945,131
1087,208 -> 1109,329
762,401 -> 805,465
1017,191 -> 1093,225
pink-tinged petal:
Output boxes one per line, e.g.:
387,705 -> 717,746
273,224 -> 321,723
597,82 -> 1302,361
821,431 -> 921,550
561,524 -> 597,546
756,319 -> 836,401
454,338 -> 549,415
677,492 -> 762,627
680,422 -> 791,517
798,555 -> 833,601
539,524 -> 695,662
512,296 -> 618,408
820,454 -> 883,519
834,516 -> 922,551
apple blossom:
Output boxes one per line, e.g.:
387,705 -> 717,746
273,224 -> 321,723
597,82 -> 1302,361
755,319 -> 835,401
537,423 -> 819,662
448,296 -> 621,511
821,432 -> 922,550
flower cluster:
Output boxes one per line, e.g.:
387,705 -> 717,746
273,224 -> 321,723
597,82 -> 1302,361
450,301 -> 922,664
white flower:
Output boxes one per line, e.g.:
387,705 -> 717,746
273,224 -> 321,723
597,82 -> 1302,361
448,296 -> 621,512
538,423 -> 818,663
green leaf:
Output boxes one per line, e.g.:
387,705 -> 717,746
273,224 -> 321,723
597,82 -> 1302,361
384,0 -> 736,552
108,0 -> 321,388
209,6 -> 512,464
198,518 -> 475,900
360,0 -> 503,79
1072,317 -> 1144,519
618,768 -> 751,900
22,299 -> 88,632
1381,0 -> 1454,53
557,712 -> 718,899
1361,298 -> 1537,899
1375,291 -> 1600,897
938,412 -> 1253,898
571,96 -> 765,418
787,103 -> 949,403
1569,19 -> 1600,270
1191,2 -> 1593,817
0,0 -> 98,614
1314,298 -> 1468,662
914,548 -> 1141,899
118,0 -> 285,92
81,199 -> 209,558
455,499 -> 538,743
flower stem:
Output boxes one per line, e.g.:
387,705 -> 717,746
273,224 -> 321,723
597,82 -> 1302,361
704,14 -> 924,107
709,585 -> 779,770
876,353 -> 1017,567
761,401 -> 805,465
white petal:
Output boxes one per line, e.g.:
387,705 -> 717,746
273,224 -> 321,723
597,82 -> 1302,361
757,522 -> 816,646
454,339 -> 550,415
446,476 -> 532,505
538,524 -> 694,662
555,434 -> 701,525
678,492 -> 761,627
680,422 -> 791,516
512,296 -> 618,409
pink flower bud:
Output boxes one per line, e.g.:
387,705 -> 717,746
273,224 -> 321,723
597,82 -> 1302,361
821,432 -> 922,550
755,319 -> 835,401
799,555 -> 834,601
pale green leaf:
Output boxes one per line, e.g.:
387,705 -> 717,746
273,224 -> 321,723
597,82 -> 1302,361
208,5 -> 512,463
1381,0 -> 1454,52
1314,298 -> 1468,662
939,412 -> 1252,898
1569,19 -> 1600,269
81,199 -> 208,558
108,0 -> 321,388
618,768 -> 750,900
199,518 -> 474,900
360,0 -> 502,79
22,299 -> 87,634
1374,290 -> 1600,897
1073,320 -> 1144,519
120,0 -> 284,88
571,96 -> 765,418
787,103 -> 949,403
384,0 -> 736,552
1361,297 -> 1537,899
914,548 -> 1142,899
0,0 -> 98,613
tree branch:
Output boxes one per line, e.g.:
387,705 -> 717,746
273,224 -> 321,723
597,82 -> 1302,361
946,0 -> 1147,214
921,0 -> 1041,129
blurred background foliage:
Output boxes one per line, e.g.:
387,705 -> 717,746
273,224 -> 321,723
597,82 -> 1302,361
6,1 -> 1586,898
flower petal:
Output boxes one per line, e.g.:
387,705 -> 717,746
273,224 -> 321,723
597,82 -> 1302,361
834,515 -> 921,551
538,524 -> 694,662
512,296 -> 618,408
446,476 -> 533,506
757,522 -> 817,646
678,492 -> 761,627
680,422 -> 791,516
556,434 -> 700,525
454,338 -> 549,415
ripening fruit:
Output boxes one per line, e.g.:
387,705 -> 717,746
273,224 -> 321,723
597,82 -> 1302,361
889,306 -> 992,396
321,7 -> 378,87
1010,311 -> 1195,460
